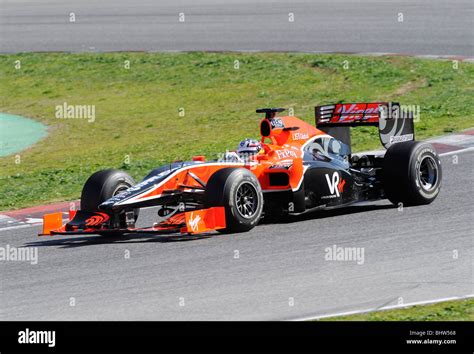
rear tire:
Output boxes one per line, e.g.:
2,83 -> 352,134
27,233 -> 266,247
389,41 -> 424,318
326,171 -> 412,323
204,168 -> 263,233
81,169 -> 138,228
383,141 -> 442,206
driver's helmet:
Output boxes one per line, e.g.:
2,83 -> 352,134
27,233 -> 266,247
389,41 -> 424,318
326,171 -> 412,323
237,138 -> 262,157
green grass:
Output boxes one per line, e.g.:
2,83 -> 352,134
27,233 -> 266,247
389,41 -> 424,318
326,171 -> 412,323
1,52 -> 473,210
320,298 -> 474,321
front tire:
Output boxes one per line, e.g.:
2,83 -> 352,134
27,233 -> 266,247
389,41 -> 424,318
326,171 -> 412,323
383,141 -> 442,206
204,168 -> 263,233
80,169 -> 138,228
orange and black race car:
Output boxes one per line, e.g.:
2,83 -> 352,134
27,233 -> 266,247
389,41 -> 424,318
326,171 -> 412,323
40,103 -> 442,237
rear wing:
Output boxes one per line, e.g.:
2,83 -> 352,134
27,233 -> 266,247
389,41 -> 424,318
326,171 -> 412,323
315,102 -> 415,149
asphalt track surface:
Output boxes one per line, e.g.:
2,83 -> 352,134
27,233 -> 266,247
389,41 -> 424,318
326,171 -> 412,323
0,150 -> 472,320
0,0 -> 473,56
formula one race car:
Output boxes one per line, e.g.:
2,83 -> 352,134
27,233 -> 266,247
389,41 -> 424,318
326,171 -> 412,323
41,102 -> 442,236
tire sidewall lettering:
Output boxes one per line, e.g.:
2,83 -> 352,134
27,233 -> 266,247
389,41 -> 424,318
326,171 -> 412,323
411,146 -> 441,199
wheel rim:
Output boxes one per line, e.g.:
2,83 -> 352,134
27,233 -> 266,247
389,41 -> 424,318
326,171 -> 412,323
418,156 -> 438,191
112,183 -> 134,226
235,182 -> 259,219
112,184 -> 129,197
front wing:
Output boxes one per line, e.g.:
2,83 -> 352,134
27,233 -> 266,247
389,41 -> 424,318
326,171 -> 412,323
39,207 -> 226,236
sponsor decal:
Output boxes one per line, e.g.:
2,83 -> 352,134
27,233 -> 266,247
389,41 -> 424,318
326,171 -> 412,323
100,169 -> 174,206
188,212 -> 201,232
292,132 -> 309,140
85,213 -> 108,226
324,171 -> 345,198
276,149 -> 298,160
269,162 -> 292,169
270,118 -> 285,129
337,103 -> 378,116
390,133 -> 414,144
335,103 -> 379,122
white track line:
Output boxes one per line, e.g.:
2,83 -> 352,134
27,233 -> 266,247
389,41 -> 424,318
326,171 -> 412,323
0,219 -> 67,233
0,224 -> 37,232
292,294 -> 474,321
438,147 -> 474,157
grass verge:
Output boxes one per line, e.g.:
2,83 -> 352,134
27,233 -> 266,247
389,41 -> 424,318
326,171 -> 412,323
1,52 -> 473,210
319,298 -> 474,321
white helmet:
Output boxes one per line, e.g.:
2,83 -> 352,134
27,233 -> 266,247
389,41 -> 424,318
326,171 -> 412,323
237,138 -> 262,156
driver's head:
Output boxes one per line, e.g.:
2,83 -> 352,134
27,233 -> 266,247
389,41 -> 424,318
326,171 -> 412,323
237,138 -> 262,158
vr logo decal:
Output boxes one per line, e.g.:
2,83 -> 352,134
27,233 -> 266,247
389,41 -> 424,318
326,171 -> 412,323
325,172 -> 345,197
